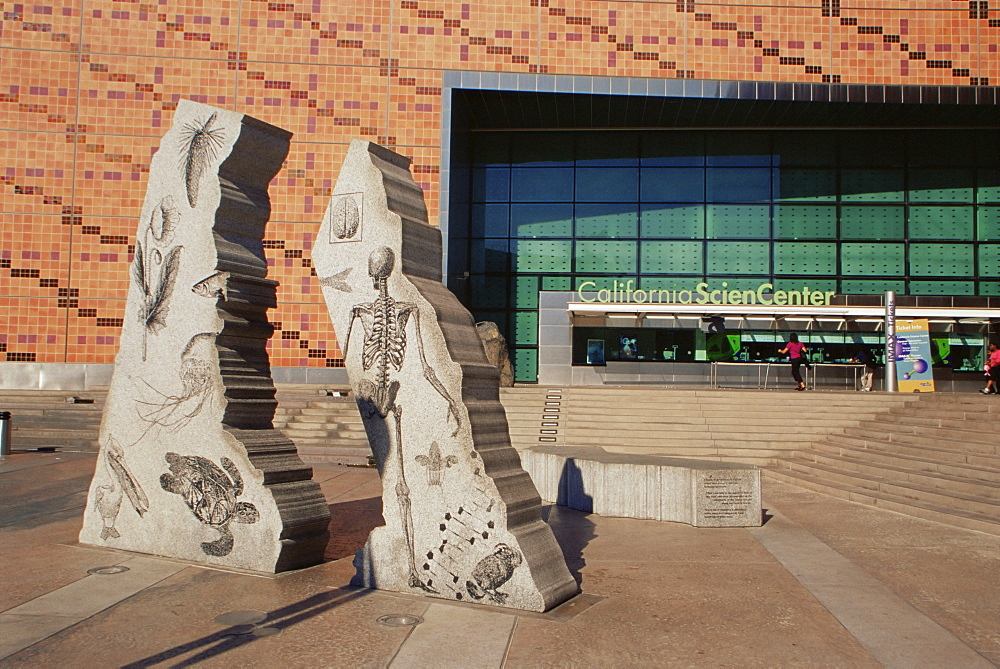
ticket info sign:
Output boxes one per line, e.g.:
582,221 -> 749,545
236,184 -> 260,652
895,319 -> 936,393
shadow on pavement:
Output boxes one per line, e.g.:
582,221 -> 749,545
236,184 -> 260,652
324,496 -> 384,561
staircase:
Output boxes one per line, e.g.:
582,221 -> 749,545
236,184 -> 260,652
274,389 -> 371,467
766,393 -> 1000,536
501,386 -> 920,465
0,390 -> 105,452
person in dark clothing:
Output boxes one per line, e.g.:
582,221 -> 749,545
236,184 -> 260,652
851,348 -> 878,392
779,333 -> 808,391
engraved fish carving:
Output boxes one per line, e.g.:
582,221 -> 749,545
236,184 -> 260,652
192,271 -> 229,301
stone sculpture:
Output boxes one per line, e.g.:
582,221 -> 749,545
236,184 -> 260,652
312,140 -> 578,612
80,101 -> 331,572
476,321 -> 515,387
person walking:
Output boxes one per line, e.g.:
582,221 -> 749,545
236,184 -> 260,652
779,333 -> 808,391
851,347 -> 877,392
981,342 -> 1000,395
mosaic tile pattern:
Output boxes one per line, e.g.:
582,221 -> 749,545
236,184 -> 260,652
1,0 -> 997,366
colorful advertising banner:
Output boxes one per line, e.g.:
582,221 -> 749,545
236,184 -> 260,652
895,319 -> 936,392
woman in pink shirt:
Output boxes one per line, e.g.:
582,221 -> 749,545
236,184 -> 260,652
779,333 -> 808,391
981,342 -> 1000,395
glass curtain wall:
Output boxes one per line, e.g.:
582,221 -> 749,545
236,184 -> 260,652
456,129 -> 1000,382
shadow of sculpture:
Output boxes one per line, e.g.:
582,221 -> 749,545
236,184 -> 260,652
324,496 -> 384,561
539,457 -> 597,586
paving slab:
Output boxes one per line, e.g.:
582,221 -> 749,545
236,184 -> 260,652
1,451 -> 998,666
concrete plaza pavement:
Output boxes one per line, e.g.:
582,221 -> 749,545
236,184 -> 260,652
1,450 -> 998,668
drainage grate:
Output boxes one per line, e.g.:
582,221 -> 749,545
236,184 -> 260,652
87,565 -> 130,575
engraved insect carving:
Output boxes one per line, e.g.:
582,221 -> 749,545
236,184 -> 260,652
343,246 -> 461,593
179,112 -> 225,208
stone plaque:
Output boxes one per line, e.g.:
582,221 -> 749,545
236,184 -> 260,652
694,469 -> 761,527
311,140 -> 578,612
79,101 -> 331,572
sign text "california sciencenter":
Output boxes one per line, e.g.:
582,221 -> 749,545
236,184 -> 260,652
577,280 -> 837,307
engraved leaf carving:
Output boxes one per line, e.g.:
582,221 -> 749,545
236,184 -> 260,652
142,245 -> 183,334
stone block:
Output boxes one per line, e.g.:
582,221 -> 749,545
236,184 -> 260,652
79,101 -> 330,572
311,140 -> 578,611
521,446 -> 762,528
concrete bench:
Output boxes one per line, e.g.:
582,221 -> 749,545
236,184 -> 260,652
520,446 -> 762,528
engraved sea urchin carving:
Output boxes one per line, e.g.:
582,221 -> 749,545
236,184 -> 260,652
179,112 -> 226,208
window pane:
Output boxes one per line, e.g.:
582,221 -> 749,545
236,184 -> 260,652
641,132 -> 705,167
513,239 -> 572,272
841,206 -> 904,240
576,167 -> 638,202
774,169 -> 836,201
706,168 -> 771,202
706,132 -> 770,166
470,204 -> 509,238
640,204 -> 704,238
640,241 -> 703,274
641,168 -> 704,202
577,133 -> 639,166
470,239 -> 509,273
706,205 -> 770,239
511,204 -> 572,237
841,170 -> 904,202
841,244 -> 905,275
909,244 -> 974,276
511,167 -> 574,202
706,242 -> 769,274
774,205 -> 837,239
908,169 -> 973,203
576,204 -> 638,238
510,132 -> 573,166
471,168 -> 510,201
575,240 -> 637,273
774,242 -> 837,275
908,207 -> 973,240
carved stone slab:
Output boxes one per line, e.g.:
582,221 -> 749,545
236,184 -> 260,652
79,101 -> 331,572
521,446 -> 762,528
311,140 -> 578,612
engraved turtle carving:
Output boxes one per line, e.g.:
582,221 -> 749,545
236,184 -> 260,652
159,452 -> 259,557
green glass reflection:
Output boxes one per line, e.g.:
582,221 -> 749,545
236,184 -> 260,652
979,207 -> 1000,240
706,241 -> 769,274
640,241 -> 703,274
840,279 -> 906,294
978,170 -> 1000,204
841,206 -> 904,240
706,205 -> 770,239
513,311 -> 538,345
978,245 -> 1000,277
515,275 -> 541,309
841,244 -> 905,275
575,240 -> 638,273
640,204 -> 704,238
908,207 -> 974,240
513,239 -> 572,273
575,204 -> 638,238
908,244 -> 974,276
511,204 -> 572,238
909,281 -> 974,295
774,242 -> 837,275
514,348 -> 538,383
774,205 -> 837,239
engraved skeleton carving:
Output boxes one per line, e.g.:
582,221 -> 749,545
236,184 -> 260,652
344,246 -> 460,592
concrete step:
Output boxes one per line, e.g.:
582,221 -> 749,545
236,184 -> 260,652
797,449 -> 1000,498
779,458 -> 1000,517
808,440 -> 1000,485
841,426 -> 999,457
825,434 -> 1000,471
762,467 -> 1000,537
858,418 -> 995,444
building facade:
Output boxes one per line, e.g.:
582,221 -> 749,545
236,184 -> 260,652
1,0 -> 998,387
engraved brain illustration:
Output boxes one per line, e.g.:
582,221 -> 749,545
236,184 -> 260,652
332,197 -> 360,240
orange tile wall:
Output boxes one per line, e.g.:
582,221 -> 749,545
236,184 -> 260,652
1,0 -> 997,367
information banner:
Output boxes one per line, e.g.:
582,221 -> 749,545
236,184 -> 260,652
895,319 -> 936,392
